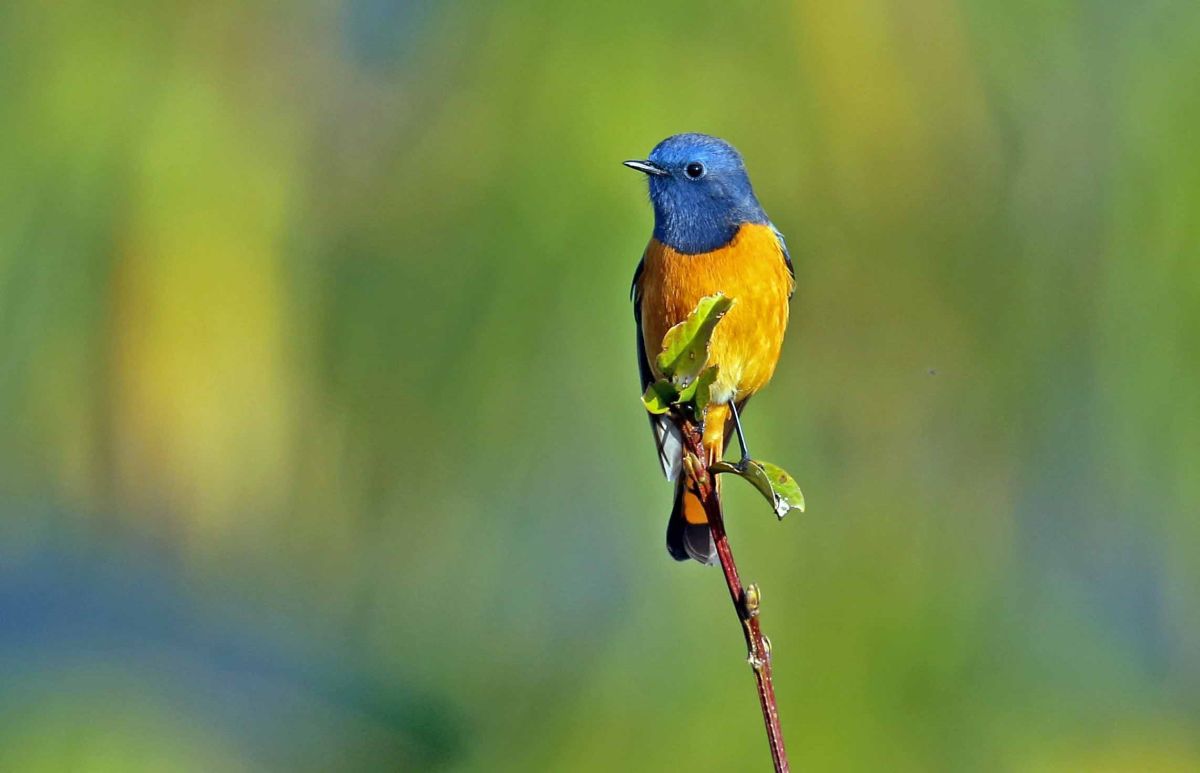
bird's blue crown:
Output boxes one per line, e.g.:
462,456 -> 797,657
639,133 -> 768,254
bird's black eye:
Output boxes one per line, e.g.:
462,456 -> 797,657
685,162 -> 705,179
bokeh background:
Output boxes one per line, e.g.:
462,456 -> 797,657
2,1 -> 1199,770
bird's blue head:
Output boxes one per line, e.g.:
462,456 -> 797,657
625,133 -> 768,254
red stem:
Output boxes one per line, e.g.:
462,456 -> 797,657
681,418 -> 789,773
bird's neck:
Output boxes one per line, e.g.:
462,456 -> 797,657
653,193 -> 767,255
653,208 -> 742,255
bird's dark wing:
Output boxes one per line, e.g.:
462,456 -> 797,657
632,257 -> 682,481
770,222 -> 795,299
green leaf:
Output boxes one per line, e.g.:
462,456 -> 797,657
643,366 -> 719,421
760,461 -> 805,516
685,366 -> 719,422
710,458 -> 805,519
655,293 -> 735,386
675,363 -> 712,403
641,379 -> 676,414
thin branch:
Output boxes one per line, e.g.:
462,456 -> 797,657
679,415 -> 789,773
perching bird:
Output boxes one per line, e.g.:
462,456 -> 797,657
627,134 -> 794,564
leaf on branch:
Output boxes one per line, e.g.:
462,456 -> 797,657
711,459 -> 806,519
678,365 -> 719,422
760,462 -> 805,517
643,364 -> 721,423
656,293 -> 735,386
641,379 -> 675,414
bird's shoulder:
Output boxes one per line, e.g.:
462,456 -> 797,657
768,222 -> 795,297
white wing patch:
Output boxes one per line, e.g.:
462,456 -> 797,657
654,414 -> 683,482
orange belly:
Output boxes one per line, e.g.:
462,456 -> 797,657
638,222 -> 793,409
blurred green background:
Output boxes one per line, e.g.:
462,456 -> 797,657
2,1 -> 1199,770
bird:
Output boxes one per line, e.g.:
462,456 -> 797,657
627,134 -> 794,564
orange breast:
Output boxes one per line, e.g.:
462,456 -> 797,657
638,222 -> 793,406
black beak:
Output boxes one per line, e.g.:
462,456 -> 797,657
623,159 -> 668,176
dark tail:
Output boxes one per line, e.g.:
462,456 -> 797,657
666,481 -> 718,565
